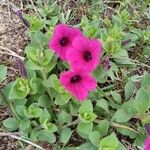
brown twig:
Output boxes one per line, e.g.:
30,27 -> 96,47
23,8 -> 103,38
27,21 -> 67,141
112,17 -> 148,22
29,0 -> 41,18
0,132 -> 44,150
0,46 -> 24,60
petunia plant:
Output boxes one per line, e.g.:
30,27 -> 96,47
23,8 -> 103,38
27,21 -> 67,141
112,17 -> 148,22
1,1 -> 150,149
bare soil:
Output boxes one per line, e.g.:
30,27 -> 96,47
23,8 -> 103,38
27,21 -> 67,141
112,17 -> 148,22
0,1 -> 27,149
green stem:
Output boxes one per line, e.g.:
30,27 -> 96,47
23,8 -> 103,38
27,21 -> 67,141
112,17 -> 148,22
97,86 -> 114,102
40,70 -> 54,104
94,119 -> 140,134
62,119 -> 80,128
111,122 -> 141,134
41,69 -> 47,80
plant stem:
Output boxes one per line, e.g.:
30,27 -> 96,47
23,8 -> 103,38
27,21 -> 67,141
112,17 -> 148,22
40,70 -> 54,104
97,86 -> 114,102
62,119 -> 80,128
94,119 -> 140,134
111,122 -> 141,134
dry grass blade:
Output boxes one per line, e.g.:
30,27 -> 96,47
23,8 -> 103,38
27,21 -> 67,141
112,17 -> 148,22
0,131 -> 44,150
0,46 -> 24,60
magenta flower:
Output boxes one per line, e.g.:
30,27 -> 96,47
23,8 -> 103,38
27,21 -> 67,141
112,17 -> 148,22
49,24 -> 82,60
66,36 -> 102,72
144,136 -> 150,150
60,69 -> 97,100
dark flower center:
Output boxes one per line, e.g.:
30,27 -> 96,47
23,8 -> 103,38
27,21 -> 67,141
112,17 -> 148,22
83,51 -> 92,62
70,75 -> 81,83
59,37 -> 69,46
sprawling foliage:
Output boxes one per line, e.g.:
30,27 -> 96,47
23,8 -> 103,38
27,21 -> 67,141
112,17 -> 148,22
0,0 -> 150,149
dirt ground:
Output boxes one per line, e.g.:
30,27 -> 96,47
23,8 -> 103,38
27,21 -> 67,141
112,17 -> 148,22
0,0 -> 27,83
0,0 -> 27,149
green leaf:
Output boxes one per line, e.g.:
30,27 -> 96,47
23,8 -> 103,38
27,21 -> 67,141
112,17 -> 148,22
122,101 -> 137,115
93,66 -> 106,83
26,104 -> 42,118
60,128 -> 72,144
42,74 -> 59,88
58,111 -> 72,125
114,100 -> 137,123
43,74 -> 64,93
76,142 -> 97,150
15,105 -> 26,117
64,142 -> 97,150
3,118 -> 19,131
26,48 -> 53,69
26,61 -> 43,70
30,128 -> 39,141
19,119 -> 30,131
43,123 -> 57,133
97,99 -> 109,112
95,119 -> 109,137
29,78 -> 37,95
0,65 -> 7,83
79,100 -> 93,114
38,130 -> 56,143
99,133 -> 119,149
9,78 -> 30,100
135,88 -> 150,114
134,134 -> 146,147
131,28 -> 143,38
70,101 -> 79,116
38,94 -> 51,108
49,16 -> 59,26
2,82 -> 15,101
45,56 -> 57,72
114,109 -> 131,123
26,15 -> 45,31
117,127 -> 137,139
125,80 -> 134,100
83,25 -> 98,38
9,86 -> 28,100
39,108 -> 51,124
142,72 -> 150,91
30,32 -> 49,47
55,92 -> 71,105
117,142 -> 126,150
77,122 -> 93,135
79,111 -> 97,123
35,78 -> 45,94
111,91 -> 121,103
13,98 -> 27,106
26,67 -> 36,79
89,131 -> 100,146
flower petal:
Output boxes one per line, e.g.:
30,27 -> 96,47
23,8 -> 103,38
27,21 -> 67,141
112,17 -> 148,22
144,136 -> 150,150
82,75 -> 97,91
54,24 -> 69,38
49,24 -> 82,60
89,39 -> 102,58
72,85 -> 88,100
72,36 -> 89,51
68,27 -> 83,40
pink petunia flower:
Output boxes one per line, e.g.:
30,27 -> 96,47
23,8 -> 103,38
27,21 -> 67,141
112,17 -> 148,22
144,136 -> 150,150
49,24 -> 82,60
66,36 -> 102,72
60,69 -> 97,100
